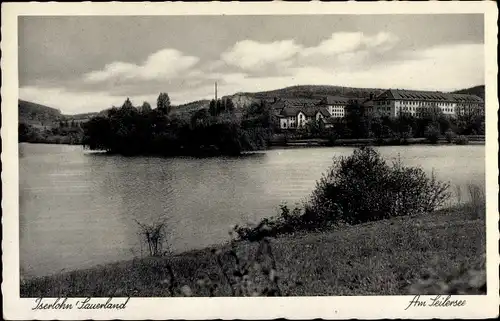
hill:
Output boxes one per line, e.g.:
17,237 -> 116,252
171,99 -> 210,115
64,112 -> 99,122
222,93 -> 262,110
18,99 -> 100,127
217,85 -> 386,111
18,100 -> 63,127
237,85 -> 386,101
451,85 -> 485,101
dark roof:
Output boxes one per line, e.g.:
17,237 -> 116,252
317,107 -> 331,117
280,106 -> 330,117
450,93 -> 484,103
375,89 -> 450,101
320,96 -> 352,105
374,89 -> 484,103
270,100 -> 288,111
270,98 -> 323,114
281,107 -> 303,117
321,117 -> 336,125
362,99 -> 374,107
276,97 -> 322,107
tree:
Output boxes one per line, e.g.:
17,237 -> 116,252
157,93 -> 171,114
225,98 -> 235,113
19,123 -> 36,142
191,108 -> 211,128
242,101 -> 273,130
141,101 -> 152,113
445,129 -> 456,143
424,124 -> 440,144
345,100 -> 371,139
395,113 -> 416,141
209,99 -> 218,116
122,98 -> 134,109
304,119 -> 322,137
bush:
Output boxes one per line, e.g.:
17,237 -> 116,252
307,147 -> 450,225
325,131 -> 338,146
465,184 -> 485,220
235,147 -> 451,240
424,124 -> 441,144
135,219 -> 169,257
454,135 -> 469,145
445,129 -> 456,143
408,255 -> 486,295
233,204 -> 305,241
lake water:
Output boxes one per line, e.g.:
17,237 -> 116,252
19,143 -> 485,278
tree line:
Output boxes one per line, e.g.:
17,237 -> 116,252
82,93 -> 272,156
19,120 -> 84,145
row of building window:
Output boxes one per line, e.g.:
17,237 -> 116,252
399,101 -> 453,107
376,100 -> 461,107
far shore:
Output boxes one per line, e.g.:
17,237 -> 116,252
270,136 -> 485,148
19,135 -> 485,151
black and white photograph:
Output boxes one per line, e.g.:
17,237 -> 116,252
2,2 -> 498,320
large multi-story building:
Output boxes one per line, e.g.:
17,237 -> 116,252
319,96 -> 352,118
371,89 -> 484,118
451,93 -> 485,117
271,89 -> 484,130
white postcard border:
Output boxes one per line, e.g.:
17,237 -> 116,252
2,2 -> 499,320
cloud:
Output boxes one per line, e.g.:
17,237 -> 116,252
211,42 -> 484,96
21,40 -> 483,114
301,31 -> 399,57
217,32 -> 399,75
221,40 -> 302,70
377,43 -> 484,91
286,43 -> 483,91
84,49 -> 199,83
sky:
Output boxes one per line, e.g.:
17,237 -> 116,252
19,14 -> 484,114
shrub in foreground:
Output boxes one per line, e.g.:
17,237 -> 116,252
307,147 -> 450,225
408,255 -> 486,295
236,147 -> 451,241
465,184 -> 485,220
233,204 -> 305,241
135,219 -> 169,257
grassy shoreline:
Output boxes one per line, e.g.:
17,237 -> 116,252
21,203 -> 485,297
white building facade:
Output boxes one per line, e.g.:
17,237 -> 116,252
320,96 -> 351,118
372,89 -> 483,118
277,107 -> 331,130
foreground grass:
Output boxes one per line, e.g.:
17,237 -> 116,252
21,204 -> 485,297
